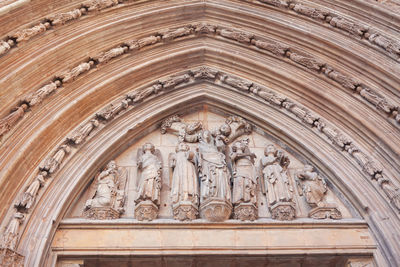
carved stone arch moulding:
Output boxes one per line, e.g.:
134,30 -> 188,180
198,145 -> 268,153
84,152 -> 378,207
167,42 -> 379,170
1,68 -> 399,266
1,22 -> 399,146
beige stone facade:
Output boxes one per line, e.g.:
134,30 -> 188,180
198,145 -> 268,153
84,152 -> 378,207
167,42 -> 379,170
0,0 -> 399,266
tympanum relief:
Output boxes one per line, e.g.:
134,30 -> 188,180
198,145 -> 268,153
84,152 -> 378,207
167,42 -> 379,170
70,110 -> 351,222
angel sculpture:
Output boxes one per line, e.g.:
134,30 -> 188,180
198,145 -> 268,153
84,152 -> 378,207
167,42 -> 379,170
169,142 -> 199,220
260,144 -> 296,220
230,138 -> 258,220
135,143 -> 162,221
84,160 -> 127,219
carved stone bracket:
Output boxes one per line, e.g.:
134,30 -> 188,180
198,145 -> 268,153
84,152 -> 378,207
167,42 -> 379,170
83,207 -> 120,220
233,203 -> 258,221
200,198 -> 232,222
172,202 -> 199,221
270,202 -> 296,221
134,200 -> 158,221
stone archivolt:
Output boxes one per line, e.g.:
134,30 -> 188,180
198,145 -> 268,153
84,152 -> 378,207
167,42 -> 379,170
4,67 -> 398,242
1,22 -> 399,144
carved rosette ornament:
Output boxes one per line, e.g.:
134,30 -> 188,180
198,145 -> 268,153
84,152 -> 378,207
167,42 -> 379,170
296,165 -> 342,220
135,143 -> 162,221
261,145 -> 296,221
83,160 -> 127,220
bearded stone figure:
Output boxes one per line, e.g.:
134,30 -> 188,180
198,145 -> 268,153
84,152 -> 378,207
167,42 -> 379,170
230,138 -> 258,221
261,144 -> 295,220
198,130 -> 232,221
169,142 -> 199,221
296,165 -> 342,219
135,142 -> 162,221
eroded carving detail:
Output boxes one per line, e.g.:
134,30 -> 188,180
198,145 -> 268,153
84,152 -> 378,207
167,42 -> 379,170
290,3 -> 329,20
160,115 -> 202,143
251,39 -> 289,56
96,99 -> 130,121
288,51 -> 324,71
126,36 -> 161,50
220,74 -> 252,91
368,32 -> 400,56
190,67 -> 218,80
159,26 -> 193,41
216,28 -> 254,44
135,143 -> 162,221
169,143 -> 199,221
84,160 -> 127,219
261,144 -> 295,220
127,83 -> 162,104
328,16 -> 368,36
0,40 -> 14,56
296,165 -> 342,219
360,87 -> 395,114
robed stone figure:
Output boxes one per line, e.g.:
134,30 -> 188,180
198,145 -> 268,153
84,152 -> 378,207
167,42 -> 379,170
230,139 -> 258,220
197,130 -> 232,221
135,142 -> 162,221
260,144 -> 295,220
169,142 -> 199,220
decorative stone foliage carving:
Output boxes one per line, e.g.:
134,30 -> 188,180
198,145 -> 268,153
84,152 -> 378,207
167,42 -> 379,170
261,144 -> 295,220
84,160 -> 127,219
135,143 -> 162,221
296,165 -> 342,219
169,142 -> 199,221
230,138 -> 258,221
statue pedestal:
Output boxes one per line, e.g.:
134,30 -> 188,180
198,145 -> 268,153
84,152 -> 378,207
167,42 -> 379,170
83,207 -> 120,220
233,202 -> 258,221
0,248 -> 24,267
309,206 -> 342,219
270,202 -> 296,221
200,198 -> 232,222
135,200 -> 158,221
172,201 -> 199,221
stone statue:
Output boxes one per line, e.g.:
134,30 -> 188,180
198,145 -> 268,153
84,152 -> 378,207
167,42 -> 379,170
0,104 -> 28,138
68,119 -> 99,145
260,144 -> 295,220
212,115 -> 252,145
135,143 -> 162,221
24,80 -> 61,107
15,171 -> 47,210
198,130 -> 232,221
296,165 -> 342,219
1,212 -> 24,250
169,142 -> 199,221
230,138 -> 258,221
60,61 -> 94,83
84,160 -> 127,219
0,40 -> 14,56
40,144 -> 71,174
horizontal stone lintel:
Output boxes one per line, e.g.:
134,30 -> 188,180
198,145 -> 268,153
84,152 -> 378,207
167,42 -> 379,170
52,220 -> 375,255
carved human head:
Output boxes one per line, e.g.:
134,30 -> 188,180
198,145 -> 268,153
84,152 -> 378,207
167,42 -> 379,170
143,142 -> 155,153
106,160 -> 117,170
176,142 -> 189,152
265,144 -> 276,155
219,123 -> 232,137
